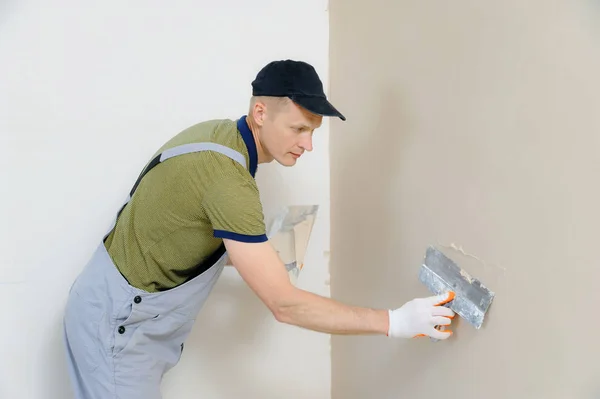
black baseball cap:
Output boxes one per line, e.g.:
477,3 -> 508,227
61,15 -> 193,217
251,60 -> 346,121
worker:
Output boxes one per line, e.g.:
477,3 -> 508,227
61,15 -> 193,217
62,59 -> 455,399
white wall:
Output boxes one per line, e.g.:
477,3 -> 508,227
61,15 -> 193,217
0,1 -> 332,398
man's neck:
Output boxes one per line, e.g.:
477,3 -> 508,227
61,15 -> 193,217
245,115 -> 272,164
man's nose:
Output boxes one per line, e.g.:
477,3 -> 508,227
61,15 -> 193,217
300,134 -> 313,152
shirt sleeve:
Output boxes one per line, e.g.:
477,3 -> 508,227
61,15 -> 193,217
201,171 -> 268,243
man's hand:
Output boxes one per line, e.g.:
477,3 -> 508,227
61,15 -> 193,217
387,292 -> 456,340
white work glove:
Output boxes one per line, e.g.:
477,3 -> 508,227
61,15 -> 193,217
387,291 -> 456,340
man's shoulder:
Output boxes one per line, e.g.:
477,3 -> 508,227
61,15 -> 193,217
152,117 -> 250,172
159,118 -> 243,150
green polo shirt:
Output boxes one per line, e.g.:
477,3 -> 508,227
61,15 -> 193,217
103,116 -> 267,292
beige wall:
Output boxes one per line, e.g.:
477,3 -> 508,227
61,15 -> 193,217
329,1 -> 600,398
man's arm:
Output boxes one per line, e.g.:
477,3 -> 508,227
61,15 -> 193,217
223,238 -> 389,335
224,239 -> 454,339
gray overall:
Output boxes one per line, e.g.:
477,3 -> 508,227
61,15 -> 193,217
63,143 -> 248,399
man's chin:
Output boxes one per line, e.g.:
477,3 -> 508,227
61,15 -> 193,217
276,155 -> 298,167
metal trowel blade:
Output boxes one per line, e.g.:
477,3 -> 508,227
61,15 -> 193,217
418,245 -> 495,330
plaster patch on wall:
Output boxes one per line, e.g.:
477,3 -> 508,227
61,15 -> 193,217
459,268 -> 474,284
437,242 -> 507,274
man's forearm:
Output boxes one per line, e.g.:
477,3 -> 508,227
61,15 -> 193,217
223,239 -> 390,335
272,288 -> 389,335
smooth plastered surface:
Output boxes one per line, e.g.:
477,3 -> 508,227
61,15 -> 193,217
329,1 -> 600,398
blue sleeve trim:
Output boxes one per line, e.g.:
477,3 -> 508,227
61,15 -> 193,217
214,230 -> 268,243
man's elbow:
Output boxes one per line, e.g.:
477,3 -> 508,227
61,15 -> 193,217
271,306 -> 288,323
266,289 -> 300,325
271,306 -> 298,325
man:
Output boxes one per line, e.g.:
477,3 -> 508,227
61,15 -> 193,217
63,59 -> 455,399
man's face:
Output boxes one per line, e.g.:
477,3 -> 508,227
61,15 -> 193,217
260,99 -> 323,166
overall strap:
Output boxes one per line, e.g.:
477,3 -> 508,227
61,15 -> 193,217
103,142 -> 247,240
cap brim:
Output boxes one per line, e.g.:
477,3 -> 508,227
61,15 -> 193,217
291,95 -> 346,121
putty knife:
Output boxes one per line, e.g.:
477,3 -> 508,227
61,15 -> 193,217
418,246 -> 495,339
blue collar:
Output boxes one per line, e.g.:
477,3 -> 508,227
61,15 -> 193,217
237,115 -> 258,178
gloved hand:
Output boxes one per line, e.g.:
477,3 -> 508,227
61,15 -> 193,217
387,291 -> 456,340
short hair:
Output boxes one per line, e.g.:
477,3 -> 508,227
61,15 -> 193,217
248,96 -> 291,117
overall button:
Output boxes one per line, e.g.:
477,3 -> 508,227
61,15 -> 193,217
118,326 -> 125,334
134,296 -> 142,304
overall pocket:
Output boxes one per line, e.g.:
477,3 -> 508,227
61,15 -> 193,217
112,308 -> 196,372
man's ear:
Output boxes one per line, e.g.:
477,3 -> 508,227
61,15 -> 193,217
251,98 -> 268,127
